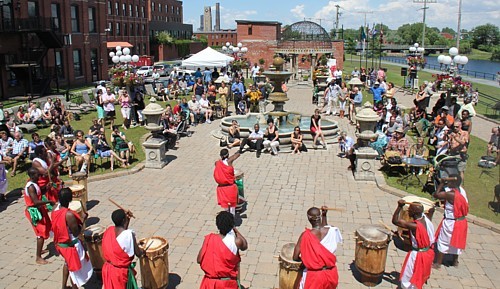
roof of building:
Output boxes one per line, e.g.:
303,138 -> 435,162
194,30 -> 237,34
235,20 -> 282,25
281,20 -> 331,42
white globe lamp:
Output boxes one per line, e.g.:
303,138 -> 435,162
241,47 -> 248,53
125,55 -> 132,62
109,52 -> 115,58
237,42 -> 243,48
232,47 -> 239,53
225,42 -> 230,47
131,55 -> 140,62
449,47 -> 459,56
414,43 -> 419,48
123,47 -> 131,55
409,46 -> 416,52
222,46 -> 227,51
460,56 -> 468,65
437,55 -> 445,64
119,55 -> 126,62
115,46 -> 122,51
116,51 -> 123,56
112,56 -> 120,63
443,56 -> 452,65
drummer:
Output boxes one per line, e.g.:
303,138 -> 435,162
102,209 -> 145,289
213,149 -> 240,216
51,188 -> 93,288
392,200 -> 435,289
197,211 -> 248,289
293,206 -> 342,289
433,175 -> 469,269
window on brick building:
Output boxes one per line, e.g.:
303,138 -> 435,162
123,23 -> 127,36
142,24 -> 145,33
55,51 -> 64,79
143,43 -> 147,55
122,3 -> 126,16
73,49 -> 82,77
88,7 -> 96,33
116,22 -> 120,35
171,6 -> 174,13
108,22 -> 113,35
28,1 -> 39,17
151,2 -> 154,12
51,4 -> 61,31
141,6 -> 145,18
108,1 -> 112,15
129,4 -> 132,17
158,3 -> 162,12
130,23 -> 134,36
248,26 -> 252,35
115,2 -> 119,15
70,5 -> 80,33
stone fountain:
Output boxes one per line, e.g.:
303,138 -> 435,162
142,98 -> 168,169
218,56 -> 339,145
353,102 -> 381,181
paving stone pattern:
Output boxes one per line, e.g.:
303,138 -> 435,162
0,83 -> 498,289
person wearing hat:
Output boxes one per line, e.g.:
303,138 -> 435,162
434,106 -> 454,128
386,127 -> 409,157
365,80 -> 386,103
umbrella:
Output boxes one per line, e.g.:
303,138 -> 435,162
348,77 -> 364,86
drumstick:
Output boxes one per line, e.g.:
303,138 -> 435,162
379,220 -> 403,241
324,207 -> 345,211
108,198 -> 136,218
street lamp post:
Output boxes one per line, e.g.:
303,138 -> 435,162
222,42 -> 249,77
109,46 -> 139,68
437,46 -> 468,76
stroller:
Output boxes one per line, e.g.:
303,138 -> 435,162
425,154 -> 461,193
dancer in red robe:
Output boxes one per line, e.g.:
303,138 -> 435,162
213,149 -> 240,215
52,188 -> 93,288
197,211 -> 248,289
102,209 -> 144,289
293,206 -> 342,289
433,176 -> 469,268
392,200 -> 435,289
23,168 -> 54,265
31,145 -> 59,205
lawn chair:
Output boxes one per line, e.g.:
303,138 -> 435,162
144,84 -> 157,98
81,90 -> 97,111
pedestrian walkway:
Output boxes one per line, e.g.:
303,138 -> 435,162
0,82 -> 498,289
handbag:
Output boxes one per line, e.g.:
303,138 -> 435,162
219,136 -> 227,147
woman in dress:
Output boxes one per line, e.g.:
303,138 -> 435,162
310,109 -> 326,149
118,89 -> 132,130
70,130 -> 92,173
96,89 -> 105,127
227,120 -> 241,148
218,81 -> 228,117
207,80 -> 217,104
338,82 -> 348,118
16,106 -> 30,123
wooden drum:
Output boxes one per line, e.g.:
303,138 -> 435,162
278,243 -> 303,289
68,200 -> 85,221
139,237 -> 169,289
234,169 -> 245,211
71,172 -> 88,208
69,184 -> 85,208
397,196 -> 435,245
354,224 -> 392,286
83,224 -> 106,277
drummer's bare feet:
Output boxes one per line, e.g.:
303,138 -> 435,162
36,258 -> 49,265
41,249 -> 49,255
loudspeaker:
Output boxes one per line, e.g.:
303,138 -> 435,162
400,67 -> 407,76
409,69 -> 417,79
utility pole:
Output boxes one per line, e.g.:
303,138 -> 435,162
335,5 -> 340,40
456,0 -> 462,50
413,0 -> 437,48
352,11 -> 373,69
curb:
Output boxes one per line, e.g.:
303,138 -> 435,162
373,170 -> 500,234
86,162 -> 146,183
475,114 -> 500,126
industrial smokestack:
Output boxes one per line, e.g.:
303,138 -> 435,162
200,15 -> 204,31
215,3 -> 220,31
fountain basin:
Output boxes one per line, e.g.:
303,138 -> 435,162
220,113 -> 339,145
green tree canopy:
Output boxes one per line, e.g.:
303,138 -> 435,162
471,23 -> 499,49
441,27 -> 456,36
156,31 -> 174,45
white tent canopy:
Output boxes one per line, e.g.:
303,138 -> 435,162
181,47 -> 234,69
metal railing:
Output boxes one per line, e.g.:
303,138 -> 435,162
380,57 -> 497,81
0,17 -> 62,33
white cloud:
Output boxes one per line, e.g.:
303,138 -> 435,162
219,5 -> 257,28
291,5 -> 306,19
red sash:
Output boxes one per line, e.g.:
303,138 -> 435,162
23,185 -> 51,239
400,220 -> 434,289
214,160 -> 238,208
199,233 -> 240,289
102,227 -> 134,289
300,229 -> 338,289
51,207 -> 84,271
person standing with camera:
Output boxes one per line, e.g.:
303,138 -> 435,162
448,121 -> 469,184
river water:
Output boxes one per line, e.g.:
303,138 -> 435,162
382,56 -> 500,78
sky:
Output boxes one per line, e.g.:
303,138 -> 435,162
181,0 -> 499,32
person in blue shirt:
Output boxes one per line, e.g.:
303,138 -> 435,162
203,67 -> 212,85
348,87 -> 363,124
231,78 -> 245,111
193,68 -> 202,79
366,81 -> 386,103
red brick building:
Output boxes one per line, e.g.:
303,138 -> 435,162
193,29 -> 237,47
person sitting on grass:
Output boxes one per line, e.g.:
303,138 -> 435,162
111,126 -> 131,165
4,131 -> 28,176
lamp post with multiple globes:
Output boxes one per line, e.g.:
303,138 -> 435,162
437,47 -> 468,76
108,46 -> 139,68
222,42 -> 249,77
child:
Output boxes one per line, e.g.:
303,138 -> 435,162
24,167 -> 53,264
237,99 -> 246,115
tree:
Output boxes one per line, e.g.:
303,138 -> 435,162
441,27 -> 456,36
471,23 -> 499,49
156,31 -> 174,45
491,48 -> 500,61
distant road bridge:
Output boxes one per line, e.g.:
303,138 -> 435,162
355,44 -> 448,55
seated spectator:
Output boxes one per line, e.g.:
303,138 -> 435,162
43,98 -> 54,116
52,98 -> 66,122
188,95 -> 202,125
88,118 -> 104,146
178,78 -> 189,95
16,106 -> 30,123
28,103 -> 44,124
263,119 -> 279,156
487,127 -> 499,164
338,131 -> 354,158
239,123 -> 264,158
291,126 -> 306,155
386,97 -> 398,112
413,83 -> 431,112
448,97 -> 461,119
158,86 -> 170,102
0,131 -> 13,158
386,127 -> 409,157
161,111 -> 178,150
370,131 -> 388,156
236,99 -> 246,115
410,137 -> 429,159
431,93 -> 446,118
199,94 -> 213,124
4,132 -> 29,176
28,133 -> 44,160
54,134 -> 70,160
434,106 -> 454,128
111,126 -> 131,164
5,116 -> 20,133
59,120 -> 75,137
227,120 -> 241,148
71,130 -> 92,173
95,133 -> 128,170
384,116 -> 402,139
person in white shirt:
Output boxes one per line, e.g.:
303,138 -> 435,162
239,123 -> 264,158
188,95 -> 201,125
351,68 -> 360,78
324,81 -> 340,116
199,94 -> 213,124
43,98 -> 53,114
334,68 -> 343,85
250,63 -> 260,84
102,87 -> 116,129
28,103 -> 43,124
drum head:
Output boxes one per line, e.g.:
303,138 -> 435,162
84,224 -> 106,241
69,200 -> 82,212
69,184 -> 85,192
356,225 -> 390,243
139,236 -> 169,254
402,196 -> 434,212
72,172 -> 87,179
279,243 -> 301,265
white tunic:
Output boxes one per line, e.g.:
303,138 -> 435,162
299,226 -> 343,289
116,229 -> 135,257
401,215 -> 434,289
222,229 -> 238,255
436,187 -> 468,255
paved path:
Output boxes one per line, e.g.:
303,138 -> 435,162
0,83 -> 499,289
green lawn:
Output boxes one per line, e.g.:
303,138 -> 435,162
343,55 -> 500,120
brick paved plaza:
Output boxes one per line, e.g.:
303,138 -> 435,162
0,83 -> 499,289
